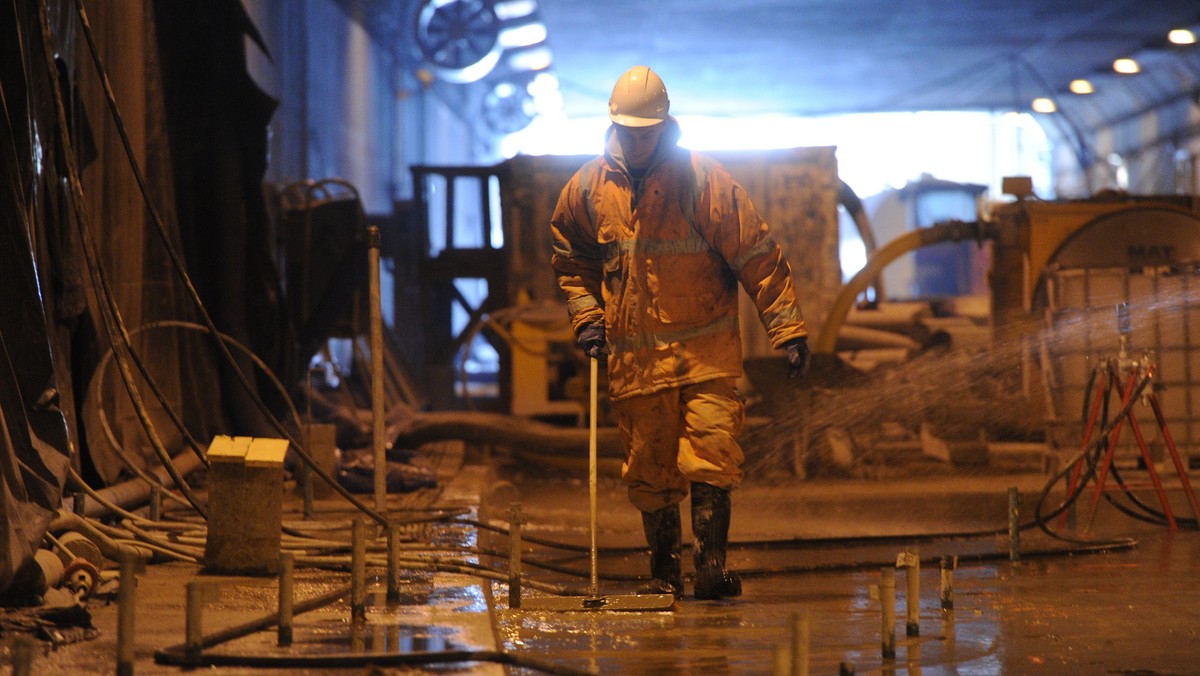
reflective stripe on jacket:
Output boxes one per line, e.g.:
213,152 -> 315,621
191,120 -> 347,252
551,118 -> 807,401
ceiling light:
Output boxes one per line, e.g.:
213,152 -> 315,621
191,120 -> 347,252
1168,28 -> 1196,45
506,45 -> 553,72
1069,79 -> 1094,95
495,0 -> 537,20
1113,58 -> 1140,74
498,22 -> 547,49
1031,97 -> 1056,113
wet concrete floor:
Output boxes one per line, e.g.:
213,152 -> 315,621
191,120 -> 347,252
496,535 -> 1200,675
492,471 -> 1200,675
15,462 -> 1200,675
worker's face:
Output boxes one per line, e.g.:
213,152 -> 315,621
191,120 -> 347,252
614,123 -> 664,169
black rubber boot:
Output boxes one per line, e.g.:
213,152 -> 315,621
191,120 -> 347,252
639,504 -> 683,597
691,482 -> 741,600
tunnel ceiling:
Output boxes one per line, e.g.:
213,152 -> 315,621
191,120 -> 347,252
537,0 -> 1200,121
346,0 -> 1200,130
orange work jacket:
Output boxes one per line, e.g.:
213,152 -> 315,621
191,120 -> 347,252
551,119 -> 807,401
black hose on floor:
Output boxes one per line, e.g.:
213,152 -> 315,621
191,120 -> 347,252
153,582 -> 590,675
1031,364 -> 1154,545
156,647 -> 592,675
1087,365 -> 1199,530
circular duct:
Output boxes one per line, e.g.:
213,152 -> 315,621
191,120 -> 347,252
414,0 -> 502,84
482,80 -> 536,135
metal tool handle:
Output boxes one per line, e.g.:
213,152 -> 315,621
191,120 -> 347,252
589,356 -> 599,597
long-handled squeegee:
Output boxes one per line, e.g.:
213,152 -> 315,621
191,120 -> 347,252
522,358 -> 676,612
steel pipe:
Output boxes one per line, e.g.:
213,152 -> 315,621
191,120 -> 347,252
368,225 -> 386,512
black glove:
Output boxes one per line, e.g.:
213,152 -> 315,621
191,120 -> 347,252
784,336 -> 810,378
577,323 -> 607,359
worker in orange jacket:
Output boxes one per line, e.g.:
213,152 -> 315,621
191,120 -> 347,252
550,65 -> 810,600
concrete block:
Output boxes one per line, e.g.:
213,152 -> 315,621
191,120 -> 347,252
205,435 -> 288,576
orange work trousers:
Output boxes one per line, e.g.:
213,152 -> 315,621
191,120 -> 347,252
612,377 -> 745,512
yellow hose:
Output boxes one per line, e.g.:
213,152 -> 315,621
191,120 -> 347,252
814,220 -> 992,354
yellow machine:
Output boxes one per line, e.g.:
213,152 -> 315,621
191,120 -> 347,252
811,188 -> 1200,472
988,194 -> 1200,466
506,301 -> 583,422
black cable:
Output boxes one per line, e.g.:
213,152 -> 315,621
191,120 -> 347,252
1031,410 -> 1112,539
730,538 -> 1137,579
468,514 -> 1029,555
158,646 -> 591,675
152,581 -> 592,675
1085,366 -> 1163,522
8,8 -> 197,513
1106,462 -> 1198,527
69,418 -> 194,513
14,4 -> 212,474
472,516 -> 964,582
1070,362 -> 1197,530
80,295 -> 214,470
91,320 -> 304,462
1033,367 -> 1114,535
1074,365 -> 1144,521
70,0 -> 386,526
1032,363 -> 1154,545
1098,386 -> 1180,526
1097,379 -> 1199,528
512,528 -> 1141,584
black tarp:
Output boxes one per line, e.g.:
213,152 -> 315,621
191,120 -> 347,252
0,0 -> 74,595
0,0 -> 283,594
152,0 -> 287,430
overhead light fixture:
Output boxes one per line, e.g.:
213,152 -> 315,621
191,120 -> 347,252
506,45 -> 553,72
495,0 -> 538,20
1031,97 -> 1056,113
498,22 -> 547,49
1113,58 -> 1140,74
1069,79 -> 1094,95
1168,28 -> 1197,45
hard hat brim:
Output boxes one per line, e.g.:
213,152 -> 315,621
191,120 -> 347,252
609,113 -> 666,128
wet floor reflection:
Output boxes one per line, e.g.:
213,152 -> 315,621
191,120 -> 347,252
186,483 -> 1200,673
351,620 -> 459,654
219,617 -> 467,658
210,575 -> 496,661
496,527 -> 1200,674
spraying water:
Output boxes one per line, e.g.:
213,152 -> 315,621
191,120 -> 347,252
742,266 -> 1199,479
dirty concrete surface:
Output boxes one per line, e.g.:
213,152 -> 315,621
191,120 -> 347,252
10,448 -> 1200,675
495,472 -> 1200,675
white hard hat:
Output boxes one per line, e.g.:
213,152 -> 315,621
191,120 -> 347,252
608,66 -> 669,127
